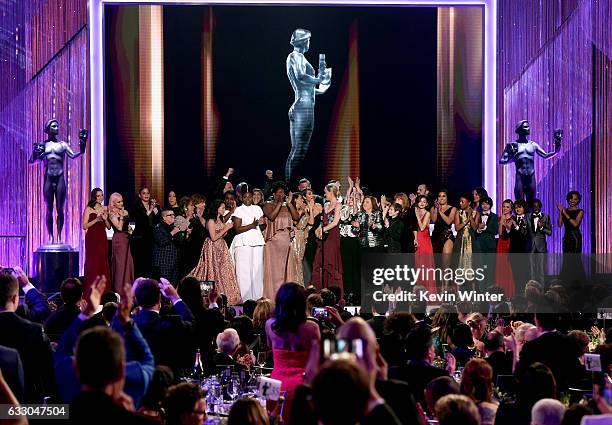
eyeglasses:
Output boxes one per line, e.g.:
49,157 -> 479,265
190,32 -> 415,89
166,214 -> 175,217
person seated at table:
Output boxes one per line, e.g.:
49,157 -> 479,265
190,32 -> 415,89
228,398 -> 270,425
44,277 -> 83,341
484,330 -> 513,383
162,382 -> 207,425
460,358 -> 498,425
531,398 -> 565,425
425,376 -> 460,418
450,323 -> 477,367
435,394 -> 481,425
212,328 -> 245,373
388,325 -> 456,409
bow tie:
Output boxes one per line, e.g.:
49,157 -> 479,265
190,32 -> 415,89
481,212 -> 489,216
517,215 -> 525,220
533,213 -> 542,218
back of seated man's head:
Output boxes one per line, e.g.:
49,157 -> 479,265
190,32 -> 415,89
534,313 -> 559,332
312,359 -> 370,425
484,330 -> 504,354
434,394 -> 480,425
307,294 -> 324,313
75,326 -> 125,391
425,376 -> 460,415
134,278 -> 161,309
451,323 -> 474,348
242,299 -> 257,319
305,285 -> 318,298
60,278 -> 83,306
405,326 -> 434,361
216,328 -> 240,356
320,289 -> 336,307
0,274 -> 19,312
531,398 -> 565,425
519,362 -> 557,407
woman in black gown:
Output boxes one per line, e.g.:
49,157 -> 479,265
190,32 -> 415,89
558,191 -> 585,288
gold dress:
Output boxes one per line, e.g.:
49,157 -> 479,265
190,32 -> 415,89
453,209 -> 475,271
189,219 -> 242,305
289,212 -> 310,286
263,206 -> 298,299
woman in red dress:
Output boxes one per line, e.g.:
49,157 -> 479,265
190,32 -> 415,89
495,199 -> 515,298
311,184 -> 343,297
82,188 -> 111,293
415,195 -> 437,295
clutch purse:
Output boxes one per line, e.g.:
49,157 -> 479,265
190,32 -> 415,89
174,215 -> 190,232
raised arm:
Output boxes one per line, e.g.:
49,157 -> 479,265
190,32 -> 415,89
263,201 -> 283,221
499,143 -> 518,164
534,141 -> 559,159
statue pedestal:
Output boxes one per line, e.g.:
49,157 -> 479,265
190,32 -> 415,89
33,245 -> 79,294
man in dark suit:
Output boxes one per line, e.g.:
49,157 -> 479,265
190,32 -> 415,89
484,330 -> 513,383
528,198 -> 552,283
69,326 -> 160,424
366,301 -> 387,340
211,328 -> 245,374
0,344 -> 24,402
134,278 -> 194,374
388,325 -> 455,409
44,277 -> 83,342
515,312 -> 583,391
338,318 -> 422,425
0,273 -> 55,403
11,266 -> 51,324
476,196 -> 499,253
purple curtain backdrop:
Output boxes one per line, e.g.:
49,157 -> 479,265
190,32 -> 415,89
0,0 -> 89,274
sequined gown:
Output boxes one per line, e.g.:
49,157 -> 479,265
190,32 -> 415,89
189,220 -> 241,305
289,213 -> 310,286
453,209 -> 475,271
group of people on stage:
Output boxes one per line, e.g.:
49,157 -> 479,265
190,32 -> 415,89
81,169 -> 585,304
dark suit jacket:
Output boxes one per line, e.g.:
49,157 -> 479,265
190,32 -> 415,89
375,378 -> 424,425
515,330 -> 582,391
363,402 -> 402,425
388,360 -> 449,408
528,212 -> 552,253
44,304 -> 81,342
134,302 -> 194,373
16,287 -> 51,324
366,316 -> 386,340
486,350 -> 513,383
0,311 -> 55,402
0,345 -> 24,402
70,390 -> 161,425
476,212 -> 499,253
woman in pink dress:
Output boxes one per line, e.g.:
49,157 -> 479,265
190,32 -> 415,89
189,200 -> 242,305
415,195 -> 437,295
263,182 -> 300,299
108,192 -> 134,293
82,188 -> 111,293
311,184 -> 343,297
265,282 -> 320,422
495,199 -> 515,298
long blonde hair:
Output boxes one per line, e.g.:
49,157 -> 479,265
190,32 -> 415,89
253,298 -> 274,329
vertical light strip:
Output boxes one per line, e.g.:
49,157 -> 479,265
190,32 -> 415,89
89,0 -> 105,192
90,0 -> 495,200
138,5 -> 164,200
483,0 -> 496,207
150,6 -> 164,197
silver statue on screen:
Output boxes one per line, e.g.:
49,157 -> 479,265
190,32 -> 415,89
499,120 -> 562,204
285,28 -> 332,184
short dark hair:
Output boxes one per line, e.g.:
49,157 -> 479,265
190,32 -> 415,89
60,277 -> 83,305
242,299 -> 257,319
514,199 -> 527,210
271,181 -> 287,194
534,312 -> 559,331
451,323 -> 474,347
163,383 -> 206,425
135,278 -> 161,309
320,288 -> 336,307
372,300 -> 387,315
312,359 -> 370,425
426,376 -> 460,410
481,196 -> 493,207
0,274 -> 18,307
531,198 -> 542,208
566,190 -> 582,203
484,331 -> 504,352
75,326 -> 125,388
100,291 -> 119,305
405,326 -> 434,360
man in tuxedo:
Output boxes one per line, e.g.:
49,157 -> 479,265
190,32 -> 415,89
0,272 -> 55,403
212,328 -> 245,373
528,199 -> 552,283
515,312 -> 583,391
134,278 -> 194,374
69,327 -> 159,424
388,325 -> 456,409
476,197 -> 499,253
44,277 -> 83,342
484,330 -> 512,383
0,344 -> 24,402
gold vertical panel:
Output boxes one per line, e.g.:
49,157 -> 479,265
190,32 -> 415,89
138,5 -> 164,201
201,7 -> 219,177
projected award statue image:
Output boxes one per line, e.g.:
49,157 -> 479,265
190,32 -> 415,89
285,28 -> 332,185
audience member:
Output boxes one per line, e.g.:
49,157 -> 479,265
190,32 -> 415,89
460,358 -> 498,425
434,394 -> 481,425
162,382 -> 207,425
228,398 -> 270,425
0,344 -> 24,402
425,376 -> 460,417
484,330 -> 513,382
44,277 -> 83,341
531,398 -> 566,425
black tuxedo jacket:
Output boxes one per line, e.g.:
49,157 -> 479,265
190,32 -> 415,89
388,360 -> 449,408
0,344 -> 24,402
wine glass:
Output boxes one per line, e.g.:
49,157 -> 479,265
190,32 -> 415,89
228,376 -> 240,402
257,351 -> 267,375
